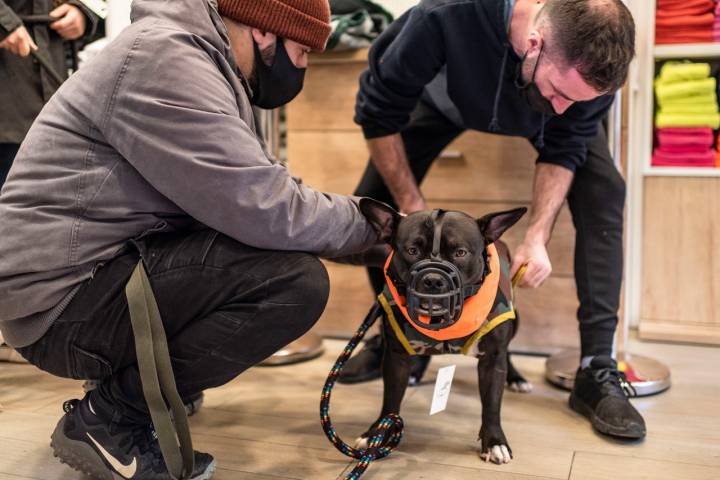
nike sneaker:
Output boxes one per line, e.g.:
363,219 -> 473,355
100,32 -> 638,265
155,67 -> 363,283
50,395 -> 216,479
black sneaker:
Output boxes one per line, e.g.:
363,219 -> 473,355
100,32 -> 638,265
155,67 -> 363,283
82,381 -> 205,418
50,395 -> 216,479
337,334 -> 431,386
569,355 -> 646,440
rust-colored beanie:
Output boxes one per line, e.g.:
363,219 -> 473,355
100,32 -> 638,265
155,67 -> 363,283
217,0 -> 332,51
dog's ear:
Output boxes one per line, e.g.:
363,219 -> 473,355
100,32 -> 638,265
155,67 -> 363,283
477,207 -> 528,243
360,198 -> 401,243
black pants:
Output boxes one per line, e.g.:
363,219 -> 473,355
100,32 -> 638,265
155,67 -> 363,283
354,101 -> 625,358
0,143 -> 20,190
18,229 -> 330,425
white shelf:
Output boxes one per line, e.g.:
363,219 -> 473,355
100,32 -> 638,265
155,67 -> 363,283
654,43 -> 720,59
644,166 -> 720,177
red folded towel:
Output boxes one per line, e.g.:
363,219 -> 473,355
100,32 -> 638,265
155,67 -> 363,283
656,30 -> 714,44
657,5 -> 714,18
657,128 -> 714,148
652,149 -> 716,166
656,13 -> 714,28
658,0 -> 714,10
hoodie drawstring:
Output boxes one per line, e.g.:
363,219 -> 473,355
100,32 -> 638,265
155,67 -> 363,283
488,46 -> 509,133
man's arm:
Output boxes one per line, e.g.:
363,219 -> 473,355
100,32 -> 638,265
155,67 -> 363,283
367,134 -> 426,213
511,163 -> 574,288
0,1 -> 37,57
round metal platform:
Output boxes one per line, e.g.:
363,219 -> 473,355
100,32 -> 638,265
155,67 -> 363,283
545,348 -> 671,397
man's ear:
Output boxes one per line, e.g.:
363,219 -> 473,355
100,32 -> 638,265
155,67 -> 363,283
360,198 -> 401,244
477,207 -> 528,243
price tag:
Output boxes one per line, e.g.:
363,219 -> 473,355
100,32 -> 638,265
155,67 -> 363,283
430,365 -> 456,415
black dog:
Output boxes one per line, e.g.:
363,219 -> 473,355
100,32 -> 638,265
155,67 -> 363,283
356,198 -> 531,465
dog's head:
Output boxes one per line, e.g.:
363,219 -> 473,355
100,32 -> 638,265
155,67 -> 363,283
361,198 -> 526,323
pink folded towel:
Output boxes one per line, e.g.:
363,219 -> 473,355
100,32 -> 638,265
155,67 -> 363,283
652,149 -> 716,166
656,128 -> 714,148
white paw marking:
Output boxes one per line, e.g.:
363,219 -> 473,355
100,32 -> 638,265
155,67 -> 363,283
507,381 -> 533,393
479,444 -> 512,464
354,437 -> 369,450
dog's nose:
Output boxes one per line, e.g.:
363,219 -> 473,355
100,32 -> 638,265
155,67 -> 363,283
422,273 -> 448,291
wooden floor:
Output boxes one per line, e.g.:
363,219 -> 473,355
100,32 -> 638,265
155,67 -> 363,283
0,335 -> 719,480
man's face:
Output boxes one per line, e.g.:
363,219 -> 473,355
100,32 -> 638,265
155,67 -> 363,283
520,39 -> 604,115
246,30 -> 311,90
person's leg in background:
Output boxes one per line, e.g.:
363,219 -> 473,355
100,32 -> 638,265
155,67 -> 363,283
0,143 -> 20,190
17,229 -> 330,478
565,121 -> 646,439
340,101 -> 464,385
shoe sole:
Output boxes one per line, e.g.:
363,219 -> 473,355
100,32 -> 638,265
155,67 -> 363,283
568,393 -> 646,440
51,416 -> 217,480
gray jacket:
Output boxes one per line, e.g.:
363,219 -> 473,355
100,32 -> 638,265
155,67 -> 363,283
0,0 -> 377,347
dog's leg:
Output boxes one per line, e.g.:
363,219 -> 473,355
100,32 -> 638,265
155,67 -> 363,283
476,326 -> 513,465
355,329 -> 411,450
505,311 -> 532,393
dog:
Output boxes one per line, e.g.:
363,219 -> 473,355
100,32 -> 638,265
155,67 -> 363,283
355,198 -> 532,465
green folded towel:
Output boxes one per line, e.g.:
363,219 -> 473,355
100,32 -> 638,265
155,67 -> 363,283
657,92 -> 718,108
660,104 -> 719,115
655,77 -> 717,103
655,112 -> 720,129
658,62 -> 711,84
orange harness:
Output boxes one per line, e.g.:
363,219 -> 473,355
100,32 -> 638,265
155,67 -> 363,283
382,243 -> 501,342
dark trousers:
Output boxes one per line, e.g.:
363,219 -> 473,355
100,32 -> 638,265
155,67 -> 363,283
0,143 -> 20,190
354,101 -> 625,358
18,229 -> 330,425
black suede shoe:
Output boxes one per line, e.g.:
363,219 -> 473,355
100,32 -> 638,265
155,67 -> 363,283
51,395 -> 216,479
569,355 -> 646,440
338,334 -> 432,385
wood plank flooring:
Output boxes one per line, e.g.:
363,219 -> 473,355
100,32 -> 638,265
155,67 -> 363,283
0,335 -> 718,479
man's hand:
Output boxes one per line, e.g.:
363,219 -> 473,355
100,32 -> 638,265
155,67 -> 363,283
400,196 -> 427,215
511,240 -> 552,288
50,4 -> 86,41
0,26 -> 38,57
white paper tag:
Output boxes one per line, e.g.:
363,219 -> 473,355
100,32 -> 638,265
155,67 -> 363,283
430,365 -> 456,415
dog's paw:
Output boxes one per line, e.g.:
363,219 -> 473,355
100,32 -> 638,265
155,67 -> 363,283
479,444 -> 512,464
507,380 -> 533,393
354,436 -> 369,450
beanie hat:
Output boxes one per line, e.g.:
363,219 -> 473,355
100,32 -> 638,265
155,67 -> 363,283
217,0 -> 332,51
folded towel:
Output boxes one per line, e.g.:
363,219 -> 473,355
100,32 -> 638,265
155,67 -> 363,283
655,77 -> 717,102
658,0 -> 714,10
655,13 -> 714,28
656,145 -> 712,154
661,104 -> 719,114
656,112 -> 720,128
657,127 -> 715,148
657,93 -> 717,108
652,149 -> 716,167
658,62 -> 711,83
656,31 -> 714,44
657,5 -> 715,17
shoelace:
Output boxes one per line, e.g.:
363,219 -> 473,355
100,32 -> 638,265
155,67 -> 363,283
593,367 -> 637,398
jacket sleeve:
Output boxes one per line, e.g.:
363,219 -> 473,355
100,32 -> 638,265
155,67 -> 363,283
103,30 -> 377,258
535,94 -> 614,172
354,5 -> 446,139
0,1 -> 22,41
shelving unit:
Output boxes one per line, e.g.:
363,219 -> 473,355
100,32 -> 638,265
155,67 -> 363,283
625,1 -> 720,344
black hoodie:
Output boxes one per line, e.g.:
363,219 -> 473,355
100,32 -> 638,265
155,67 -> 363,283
354,0 -> 614,172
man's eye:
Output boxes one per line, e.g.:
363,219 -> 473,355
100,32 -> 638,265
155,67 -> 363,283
406,246 -> 419,256
455,248 -> 468,258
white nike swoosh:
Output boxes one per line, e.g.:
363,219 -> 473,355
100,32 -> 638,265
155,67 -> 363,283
87,432 -> 138,479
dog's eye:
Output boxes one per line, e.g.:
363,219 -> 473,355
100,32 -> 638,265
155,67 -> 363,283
455,248 -> 468,258
406,246 -> 419,256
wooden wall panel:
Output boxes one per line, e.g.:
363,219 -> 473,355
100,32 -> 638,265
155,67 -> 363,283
640,177 -> 720,344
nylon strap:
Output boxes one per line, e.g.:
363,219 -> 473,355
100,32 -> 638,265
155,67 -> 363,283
125,261 -> 194,480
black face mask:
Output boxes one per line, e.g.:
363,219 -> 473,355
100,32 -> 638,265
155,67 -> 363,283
515,45 -> 557,117
251,38 -> 306,109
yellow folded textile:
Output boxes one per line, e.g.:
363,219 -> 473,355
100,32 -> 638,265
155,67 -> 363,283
657,92 -> 718,108
660,103 -> 719,114
655,78 -> 716,103
655,112 -> 720,129
659,62 -> 711,83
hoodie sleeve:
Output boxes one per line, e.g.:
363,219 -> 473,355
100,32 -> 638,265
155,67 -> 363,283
535,94 -> 614,172
354,5 -> 446,139
0,1 -> 22,41
103,29 -> 377,258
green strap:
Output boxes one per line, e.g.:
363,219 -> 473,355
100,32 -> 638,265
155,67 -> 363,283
125,261 -> 194,480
